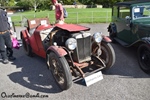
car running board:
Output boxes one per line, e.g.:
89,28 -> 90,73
114,37 -> 129,47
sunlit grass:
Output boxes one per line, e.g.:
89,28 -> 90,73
10,8 -> 112,25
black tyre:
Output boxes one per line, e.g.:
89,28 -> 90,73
108,25 -> 116,43
100,42 -> 116,69
21,35 -> 33,56
109,32 -> 116,43
137,44 -> 150,73
48,52 -> 72,90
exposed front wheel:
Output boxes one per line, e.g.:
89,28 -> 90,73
137,44 -> 150,73
100,42 -> 116,69
48,52 -> 72,90
21,35 -> 33,56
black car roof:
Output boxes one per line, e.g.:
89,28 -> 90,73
115,0 -> 150,6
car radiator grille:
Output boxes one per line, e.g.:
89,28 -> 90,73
72,32 -> 91,63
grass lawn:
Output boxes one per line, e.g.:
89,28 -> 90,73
10,8 -> 112,25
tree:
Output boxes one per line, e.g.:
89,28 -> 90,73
38,0 -> 51,10
8,0 -> 133,10
62,0 -> 74,5
15,0 -> 30,10
26,0 -> 45,12
7,0 -> 15,6
0,0 -> 7,6
16,0 -> 47,12
97,0 -> 125,8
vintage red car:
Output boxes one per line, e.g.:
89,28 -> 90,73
20,18 -> 115,90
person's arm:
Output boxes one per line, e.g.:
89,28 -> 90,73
59,4 -> 64,20
3,10 -> 11,30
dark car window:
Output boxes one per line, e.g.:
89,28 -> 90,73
133,7 -> 144,18
112,6 -> 118,21
133,5 -> 150,19
112,6 -> 118,17
119,6 -> 130,19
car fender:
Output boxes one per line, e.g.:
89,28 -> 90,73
141,37 -> 150,45
20,29 -> 30,44
129,38 -> 150,48
108,22 -> 117,33
47,46 -> 67,57
102,36 -> 112,42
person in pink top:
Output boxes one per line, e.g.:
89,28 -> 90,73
51,0 -> 64,24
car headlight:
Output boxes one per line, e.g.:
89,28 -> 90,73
65,38 -> 77,50
93,32 -> 103,43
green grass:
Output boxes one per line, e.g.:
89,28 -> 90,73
10,8 -> 112,25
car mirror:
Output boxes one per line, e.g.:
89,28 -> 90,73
125,16 -> 131,27
125,16 -> 131,20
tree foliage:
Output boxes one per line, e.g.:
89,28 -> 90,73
15,0 -> 30,10
28,0 -> 42,12
16,0 -> 50,11
3,0 -> 133,10
0,0 -> 14,6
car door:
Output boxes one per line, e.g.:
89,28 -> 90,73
115,6 -> 132,44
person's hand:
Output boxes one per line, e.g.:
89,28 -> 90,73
58,20 -> 64,24
60,17 -> 63,21
9,29 -> 13,34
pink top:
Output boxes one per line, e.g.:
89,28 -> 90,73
55,3 -> 64,20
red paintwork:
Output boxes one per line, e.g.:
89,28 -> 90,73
29,25 -> 53,58
36,24 -> 53,31
31,31 -> 46,58
55,23 -> 90,32
47,46 -> 67,57
21,29 -> 30,43
103,36 -> 112,42
21,23 -> 89,59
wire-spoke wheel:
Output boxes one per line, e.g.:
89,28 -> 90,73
100,42 -> 116,69
48,52 -> 72,90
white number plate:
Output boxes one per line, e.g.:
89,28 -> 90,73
84,71 -> 103,87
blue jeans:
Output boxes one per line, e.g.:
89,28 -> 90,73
0,31 -> 12,60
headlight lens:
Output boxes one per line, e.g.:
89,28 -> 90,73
93,32 -> 103,43
65,38 -> 77,50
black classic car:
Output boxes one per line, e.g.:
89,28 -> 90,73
108,0 -> 150,73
